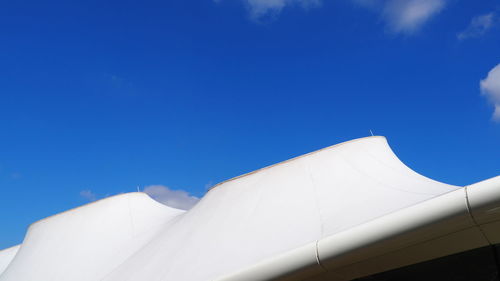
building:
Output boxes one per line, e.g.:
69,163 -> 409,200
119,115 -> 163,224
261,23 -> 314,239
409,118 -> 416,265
0,136 -> 499,281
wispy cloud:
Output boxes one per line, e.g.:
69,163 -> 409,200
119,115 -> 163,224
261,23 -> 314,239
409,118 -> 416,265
480,64 -> 500,121
143,185 -> 199,210
383,0 -> 445,33
225,0 -> 445,33
354,0 -> 446,34
80,190 -> 97,201
458,12 -> 497,40
241,0 -> 320,21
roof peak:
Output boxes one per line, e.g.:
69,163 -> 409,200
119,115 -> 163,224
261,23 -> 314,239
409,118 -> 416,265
208,136 -> 386,192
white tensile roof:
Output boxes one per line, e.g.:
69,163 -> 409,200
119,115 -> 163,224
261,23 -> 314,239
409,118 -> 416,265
0,136 -> 499,281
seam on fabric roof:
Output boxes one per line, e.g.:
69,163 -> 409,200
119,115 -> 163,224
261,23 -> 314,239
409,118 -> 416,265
338,148 -> 442,196
243,169 -> 269,222
305,159 -> 325,237
464,186 -> 493,245
207,136 -> 386,193
322,177 -> 462,236
127,196 -> 136,236
359,146 -> 455,195
0,245 -> 21,278
98,215 -> 185,281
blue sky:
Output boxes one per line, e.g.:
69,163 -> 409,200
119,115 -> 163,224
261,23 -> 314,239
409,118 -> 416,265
1,0 -> 499,249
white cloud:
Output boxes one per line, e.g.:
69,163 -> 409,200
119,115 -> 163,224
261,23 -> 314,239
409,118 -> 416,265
143,185 -> 199,210
382,0 -> 445,33
355,0 -> 445,34
480,64 -> 500,121
80,190 -> 97,201
223,0 -> 445,32
217,0 -> 319,21
458,12 -> 496,40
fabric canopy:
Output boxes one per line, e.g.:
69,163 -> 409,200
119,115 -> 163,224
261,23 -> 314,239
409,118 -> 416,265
3,136 -> 491,281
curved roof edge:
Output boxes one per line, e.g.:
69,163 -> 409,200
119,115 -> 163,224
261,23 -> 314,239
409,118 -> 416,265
25,192 -> 184,232
208,135 -> 459,193
208,136 -> 387,192
0,245 -> 20,255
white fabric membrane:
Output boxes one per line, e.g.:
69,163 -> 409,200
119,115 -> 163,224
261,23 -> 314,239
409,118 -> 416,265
0,136 -> 461,281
